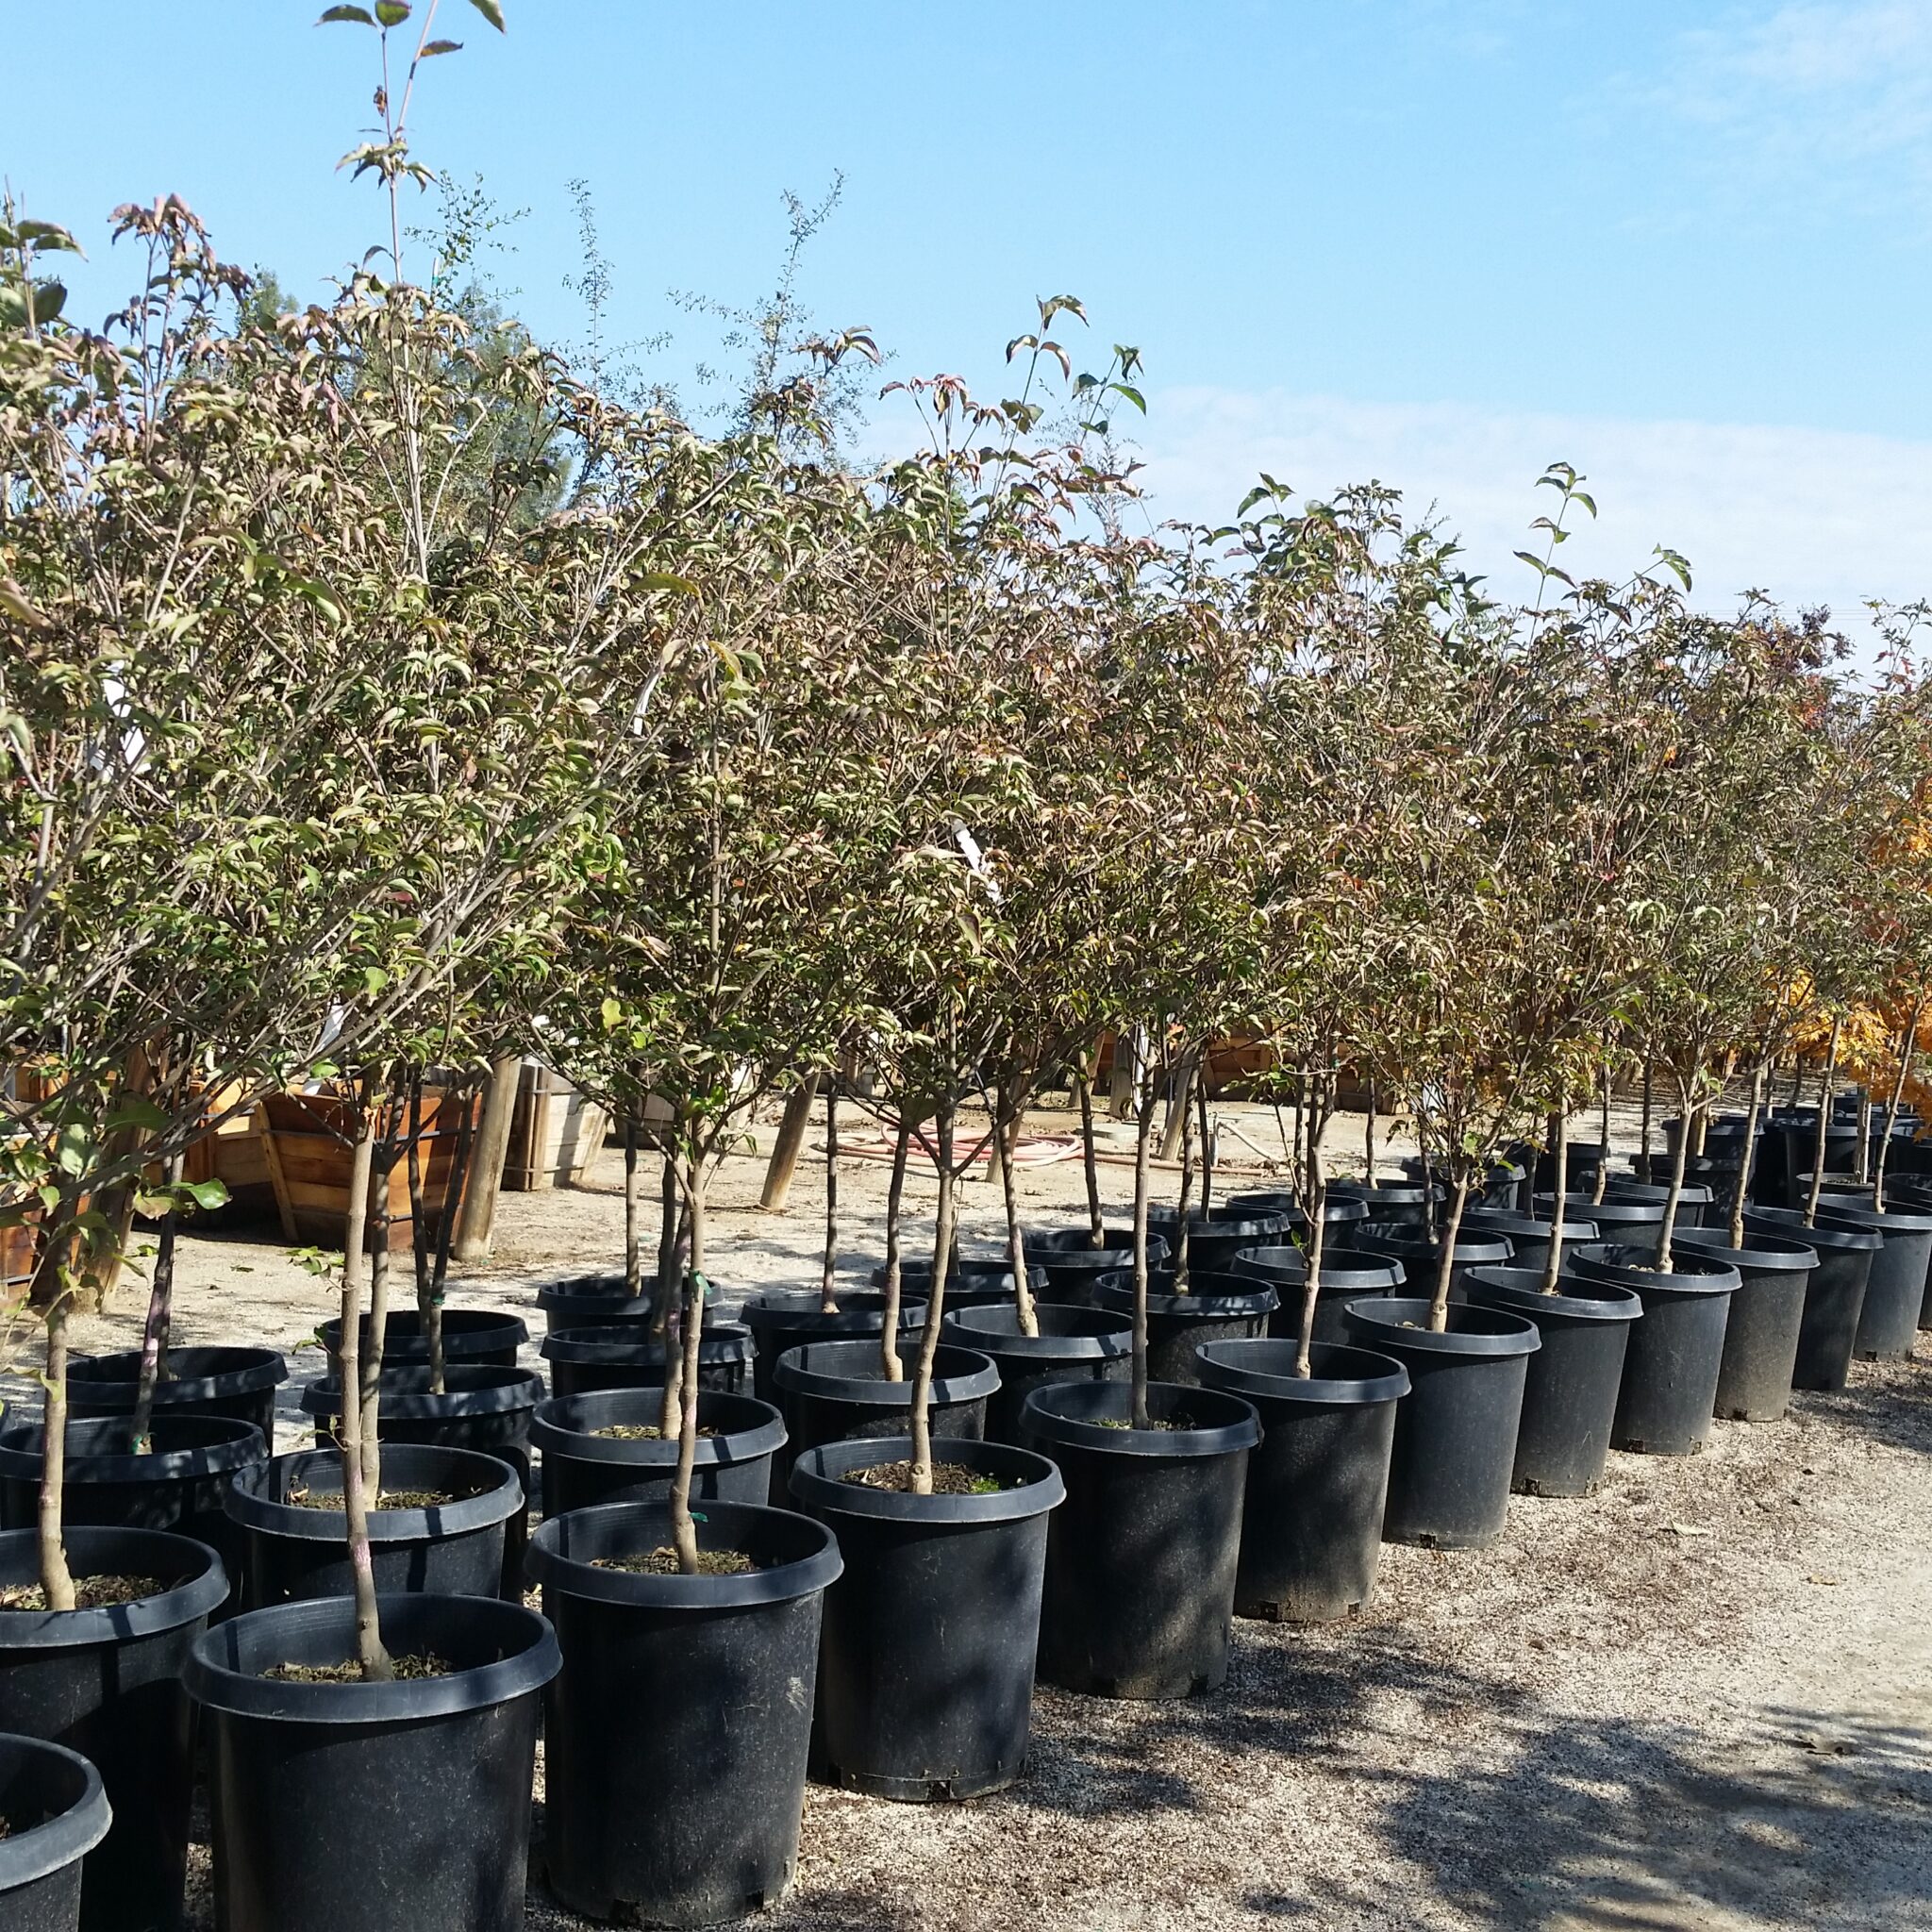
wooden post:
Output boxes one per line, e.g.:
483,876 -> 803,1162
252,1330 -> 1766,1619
759,1074 -> 820,1213
452,1054 -> 522,1264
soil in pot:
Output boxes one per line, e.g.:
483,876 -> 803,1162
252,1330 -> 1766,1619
1566,1243 -> 1741,1456
740,1292 -> 924,1409
1021,1379 -> 1257,1697
0,1526 -> 226,1932
540,1321 -> 753,1399
529,1498 -> 841,1926
1339,1298 -> 1541,1548
0,1734 -> 111,1932
1742,1207 -> 1878,1391
0,1415 -> 263,1595
1811,1199 -> 1932,1361
528,1388 -> 785,1518
1673,1228 -> 1820,1421
225,1443 -> 523,1609
1193,1341 -> 1407,1623
1228,1247 -> 1406,1346
1462,1266 -> 1641,1497
770,1341 -> 997,1493
316,1308 -> 528,1372
1088,1270 -> 1278,1383
939,1304 -> 1132,1443
64,1347 -> 286,1441
789,1434 -> 1062,1799
185,1591 -> 558,1932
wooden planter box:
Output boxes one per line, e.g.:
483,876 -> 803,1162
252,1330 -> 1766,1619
504,1066 -> 608,1191
258,1090 -> 481,1253
1,1205 -> 39,1298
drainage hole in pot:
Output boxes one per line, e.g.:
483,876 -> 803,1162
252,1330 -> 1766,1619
591,1548 -> 759,1576
286,1487 -> 458,1510
0,1574 -> 163,1611
260,1652 -> 455,1684
590,1424 -> 718,1441
841,1459 -> 1019,1494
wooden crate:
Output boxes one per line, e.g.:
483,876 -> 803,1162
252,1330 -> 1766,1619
504,1065 -> 608,1191
258,1090 -> 481,1252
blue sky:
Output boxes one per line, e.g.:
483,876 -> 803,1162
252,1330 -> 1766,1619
11,0 -> 1932,627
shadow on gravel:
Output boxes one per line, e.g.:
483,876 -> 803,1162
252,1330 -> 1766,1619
1807,1360 -> 1932,1461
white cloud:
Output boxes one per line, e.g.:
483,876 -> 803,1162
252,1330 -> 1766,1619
1135,386 -> 1932,644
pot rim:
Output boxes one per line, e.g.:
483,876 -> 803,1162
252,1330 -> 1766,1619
1194,1338 -> 1410,1405
0,1525 -> 228,1647
529,1390 -> 785,1468
940,1304 -> 1132,1357
183,1591 -> 558,1724
1090,1274 -> 1280,1319
1018,1378 -> 1262,1457
0,1414 -> 265,1486
526,1497 -> 841,1607
539,1321 -> 751,1363
1464,1264 -> 1644,1322
771,1340 -> 999,1406
66,1344 -> 287,1404
1229,1245 -> 1407,1290
789,1434 -> 1065,1522
1670,1228 -> 1821,1274
0,1735 -> 110,1888
1341,1295 -> 1544,1357
1742,1208 -> 1883,1252
300,1364 -> 545,1422
1566,1242 -> 1743,1294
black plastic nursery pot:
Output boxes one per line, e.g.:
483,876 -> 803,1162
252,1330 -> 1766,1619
869,1257 -> 1048,1309
1024,1242 -> 1162,1307
1022,1380 -> 1258,1696
1813,1199 -> 1932,1361
1742,1208 -> 1878,1391
529,1388 -> 786,1518
940,1303 -> 1131,1443
1528,1141 -> 1612,1196
1142,1208 -> 1295,1274
1339,1298 -> 1540,1548
540,1321 -> 753,1399
1024,1224 -> 1147,1255
1566,1243 -> 1741,1456
1764,1116 -> 1857,1205
528,1499 -> 841,1926
64,1347 -> 286,1441
1459,1209 -> 1599,1284
317,1307 -> 528,1372
225,1443 -> 524,1609
1672,1228 -> 1820,1422
1226,1245 -> 1406,1345
1090,1270 -> 1279,1383
771,1341 -> 997,1491
0,1526 -> 226,1932
184,1591 -> 558,1932
1462,1266 -> 1641,1498
1602,1180 -> 1716,1228
1325,1180 -> 1442,1232
534,1271 -> 658,1333
0,1416 -> 263,1591
1219,1192 -> 1372,1243
1192,1341 -> 1407,1623
791,1434 -> 1063,1799
1532,1191 -> 1667,1234
740,1291 -> 924,1409
1349,1224 -> 1514,1305
0,1734 -> 110,1932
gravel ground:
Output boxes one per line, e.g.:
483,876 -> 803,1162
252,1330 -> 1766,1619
48,1095 -> 1929,1931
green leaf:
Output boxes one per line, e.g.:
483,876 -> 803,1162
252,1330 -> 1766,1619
362,965 -> 391,998
105,1096 -> 172,1134
316,4 -> 376,21
420,37 -> 462,54
637,572 -> 698,596
0,579 -> 49,628
600,996 -> 622,1030
53,1124 -> 90,1177
15,221 -> 81,256
466,0 -> 507,27
374,0 -> 411,24
183,1179 -> 231,1211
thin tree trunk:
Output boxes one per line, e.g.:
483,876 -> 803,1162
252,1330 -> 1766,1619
658,1146 -> 690,1441
38,1296 -> 75,1610
1363,1079 -> 1376,1183
1428,1169 -> 1471,1332
1198,1072 -> 1217,1220
758,1074 -> 819,1212
1130,1058 -> 1156,1429
1639,1061 -> 1654,1174
1591,1068 -> 1612,1205
668,1178 -> 706,1574
1873,992 -> 1924,1214
1294,1073 -> 1328,1376
906,1098 -> 957,1495
1804,1018 -> 1842,1227
994,1086 -> 1039,1339
405,1074 -> 437,1395
623,1101 -> 642,1294
820,1078 -> 840,1312
1788,1058 -> 1805,1109
425,1076 -> 475,1391
1158,1052 -> 1189,1162
1730,1060 -> 1767,1248
655,1147 -> 679,1325
338,1105 -> 390,1679
131,1149 -> 185,1453
1541,1107 -> 1568,1292
452,1051 -> 519,1264
1854,1086 -> 1872,1185
1174,1056 -> 1197,1291
879,1118 -> 910,1382
1077,1054 -> 1104,1246
1656,1074 -> 1694,1263
361,1118 -> 397,1495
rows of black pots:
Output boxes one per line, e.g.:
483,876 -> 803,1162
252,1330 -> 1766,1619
3,1172 -> 1921,1932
